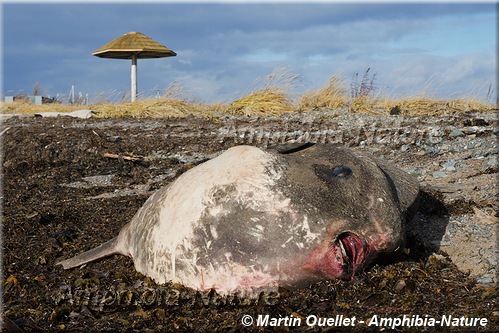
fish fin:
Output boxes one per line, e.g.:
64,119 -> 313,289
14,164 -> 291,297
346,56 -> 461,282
375,159 -> 420,218
55,237 -> 120,269
268,142 -> 316,154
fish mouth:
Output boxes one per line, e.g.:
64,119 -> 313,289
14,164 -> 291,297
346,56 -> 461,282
335,232 -> 370,277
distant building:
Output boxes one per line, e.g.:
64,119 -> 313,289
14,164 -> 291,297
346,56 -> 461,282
4,95 -> 60,105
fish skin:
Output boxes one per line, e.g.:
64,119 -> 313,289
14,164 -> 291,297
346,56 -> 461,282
57,144 -> 420,296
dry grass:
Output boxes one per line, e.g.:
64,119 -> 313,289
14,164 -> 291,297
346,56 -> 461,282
299,74 -> 347,111
1,100 -> 83,114
225,66 -> 299,116
0,98 -> 224,119
1,81 -> 222,119
2,67 -> 496,118
224,89 -> 294,116
348,96 -> 496,116
92,99 -> 195,118
92,81 -> 218,118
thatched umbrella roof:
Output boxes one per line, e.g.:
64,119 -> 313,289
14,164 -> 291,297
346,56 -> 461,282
92,32 -> 176,102
92,31 -> 176,59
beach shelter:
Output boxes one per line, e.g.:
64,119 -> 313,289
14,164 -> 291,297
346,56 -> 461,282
93,32 -> 176,102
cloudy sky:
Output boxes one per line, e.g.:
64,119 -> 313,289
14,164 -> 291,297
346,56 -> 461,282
2,1 -> 496,104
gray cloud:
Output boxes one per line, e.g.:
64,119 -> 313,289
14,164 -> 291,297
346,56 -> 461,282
3,3 -> 496,103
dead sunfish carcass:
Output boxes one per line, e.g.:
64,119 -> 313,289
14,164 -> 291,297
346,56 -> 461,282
56,144 -> 420,296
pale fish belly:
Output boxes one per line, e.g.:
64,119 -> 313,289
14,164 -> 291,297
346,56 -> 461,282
127,146 -> 323,295
125,146 -> 296,289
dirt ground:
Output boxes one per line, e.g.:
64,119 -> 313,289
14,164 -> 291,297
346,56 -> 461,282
2,110 -> 498,332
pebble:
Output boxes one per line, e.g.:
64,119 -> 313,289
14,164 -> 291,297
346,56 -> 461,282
448,129 -> 464,137
394,279 -> 406,292
400,144 -> 409,152
426,147 -> 441,153
429,137 -> 442,144
462,126 -> 480,135
432,171 -> 448,178
442,160 -> 457,172
476,276 -> 493,284
466,142 -> 477,149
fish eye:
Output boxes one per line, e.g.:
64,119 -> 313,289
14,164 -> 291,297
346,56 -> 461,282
332,166 -> 353,178
314,164 -> 353,182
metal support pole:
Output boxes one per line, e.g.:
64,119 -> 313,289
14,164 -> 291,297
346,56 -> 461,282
131,54 -> 137,102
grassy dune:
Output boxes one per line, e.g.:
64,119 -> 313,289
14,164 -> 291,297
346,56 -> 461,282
2,67 -> 496,118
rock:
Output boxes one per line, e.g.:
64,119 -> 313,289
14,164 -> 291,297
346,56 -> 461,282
389,106 -> 401,115
448,129 -> 464,138
463,118 -> 489,126
429,137 -> 442,144
477,276 -> 493,284
487,156 -> 497,167
432,171 -> 448,178
462,126 -> 480,135
400,144 -> 409,152
442,160 -> 456,172
34,110 -> 96,119
394,279 -> 406,292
